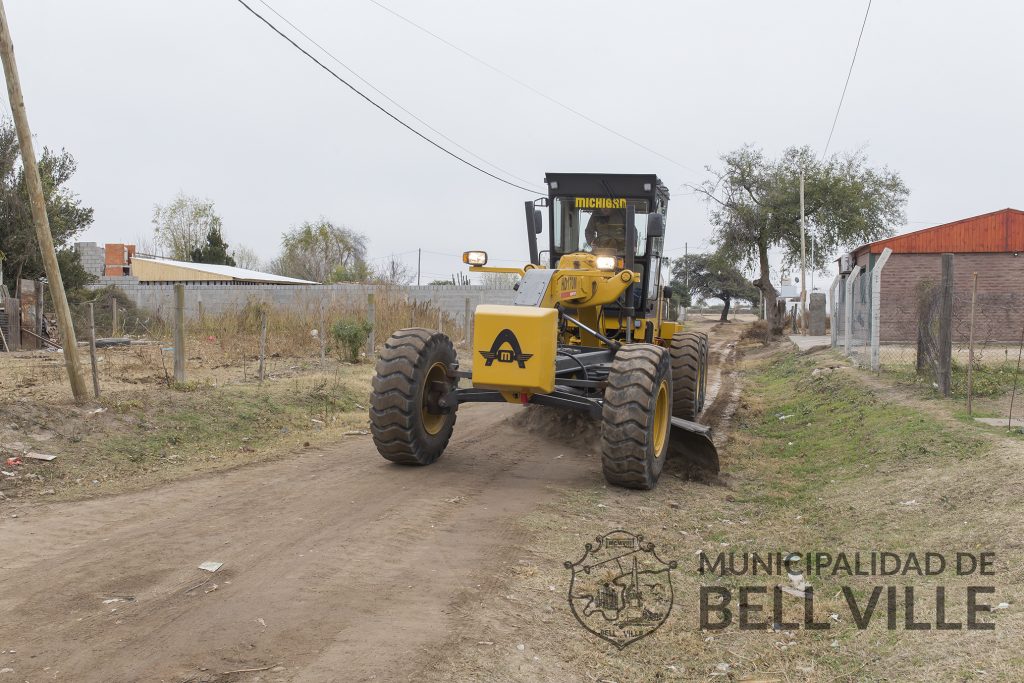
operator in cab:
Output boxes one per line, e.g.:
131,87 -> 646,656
584,207 -> 633,253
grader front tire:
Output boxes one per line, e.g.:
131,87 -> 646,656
600,344 -> 672,490
370,328 -> 458,466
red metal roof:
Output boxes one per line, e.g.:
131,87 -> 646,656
852,208 -> 1024,257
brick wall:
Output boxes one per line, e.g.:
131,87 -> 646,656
879,252 -> 1024,342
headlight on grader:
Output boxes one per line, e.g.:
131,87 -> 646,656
463,250 -> 488,266
595,255 -> 617,271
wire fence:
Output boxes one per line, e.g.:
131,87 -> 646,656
833,250 -> 1024,423
1,287 -> 473,400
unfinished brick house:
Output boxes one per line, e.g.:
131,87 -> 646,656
838,208 -> 1024,343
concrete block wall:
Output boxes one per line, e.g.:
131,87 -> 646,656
74,242 -> 105,278
86,279 -> 518,328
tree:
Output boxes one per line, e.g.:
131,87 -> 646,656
372,256 -> 413,286
0,118 -> 94,293
479,271 -> 520,288
190,226 -> 236,266
152,193 -> 223,261
231,244 -> 263,271
272,219 -> 368,284
692,145 -> 908,330
671,252 -> 759,322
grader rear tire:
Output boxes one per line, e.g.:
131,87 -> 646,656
670,331 -> 707,419
695,331 -> 709,413
600,344 -> 672,490
370,328 -> 458,465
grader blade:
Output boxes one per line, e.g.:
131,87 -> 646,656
668,417 -> 720,478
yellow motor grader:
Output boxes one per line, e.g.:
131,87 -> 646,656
369,173 -> 717,489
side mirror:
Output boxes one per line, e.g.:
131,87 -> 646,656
533,209 -> 543,235
647,213 -> 665,238
663,285 -> 673,301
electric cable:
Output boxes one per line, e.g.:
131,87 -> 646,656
234,0 -> 541,194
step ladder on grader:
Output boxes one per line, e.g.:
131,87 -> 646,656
369,173 -> 718,489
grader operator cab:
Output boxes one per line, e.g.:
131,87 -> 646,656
369,173 -> 717,489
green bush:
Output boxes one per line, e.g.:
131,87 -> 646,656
330,317 -> 373,362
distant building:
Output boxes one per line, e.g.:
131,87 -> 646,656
75,242 -> 317,285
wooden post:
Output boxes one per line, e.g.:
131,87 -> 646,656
33,278 -> 42,341
318,298 -> 326,367
967,272 -> 978,414
366,292 -> 376,360
936,254 -> 954,397
258,310 -> 267,382
464,297 -> 471,345
87,302 -> 100,398
0,2 -> 88,401
173,284 -> 185,384
111,296 -> 118,337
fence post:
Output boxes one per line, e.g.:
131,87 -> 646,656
829,275 -> 840,348
366,292 -> 376,360
967,272 -> 978,413
870,248 -> 892,371
318,298 -> 326,367
844,265 -> 861,355
111,296 -> 118,338
173,283 -> 185,384
258,310 -> 267,383
87,302 -> 100,398
936,253 -> 954,397
34,279 -> 43,343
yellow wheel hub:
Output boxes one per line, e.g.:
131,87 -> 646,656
653,379 -> 669,456
421,362 -> 447,436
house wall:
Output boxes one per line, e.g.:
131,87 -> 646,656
879,253 -> 1024,342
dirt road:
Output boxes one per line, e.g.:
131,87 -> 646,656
0,320 -> 741,682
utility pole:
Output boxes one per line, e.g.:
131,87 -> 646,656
810,234 -> 815,293
0,1 -> 88,401
417,248 -> 421,286
799,171 -> 807,333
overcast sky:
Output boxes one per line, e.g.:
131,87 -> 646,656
5,0 -> 1023,286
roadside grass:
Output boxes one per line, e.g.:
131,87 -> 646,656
884,360 -> 1021,400
429,344 -> 1024,682
0,365 -> 373,501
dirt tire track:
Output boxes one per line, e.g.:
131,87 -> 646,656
0,322 -> 749,682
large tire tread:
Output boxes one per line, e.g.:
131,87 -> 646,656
600,344 -> 671,490
670,332 -> 703,419
369,328 -> 457,465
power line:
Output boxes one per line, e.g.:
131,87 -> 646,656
822,0 -> 873,159
234,0 -> 541,194
252,1 -> 539,190
365,0 -> 701,176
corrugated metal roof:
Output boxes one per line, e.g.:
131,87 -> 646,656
132,257 -> 319,284
848,208 -> 1024,259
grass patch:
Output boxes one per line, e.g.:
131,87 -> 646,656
426,344 -> 1023,683
885,360 -> 1021,400
0,366 -> 373,500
